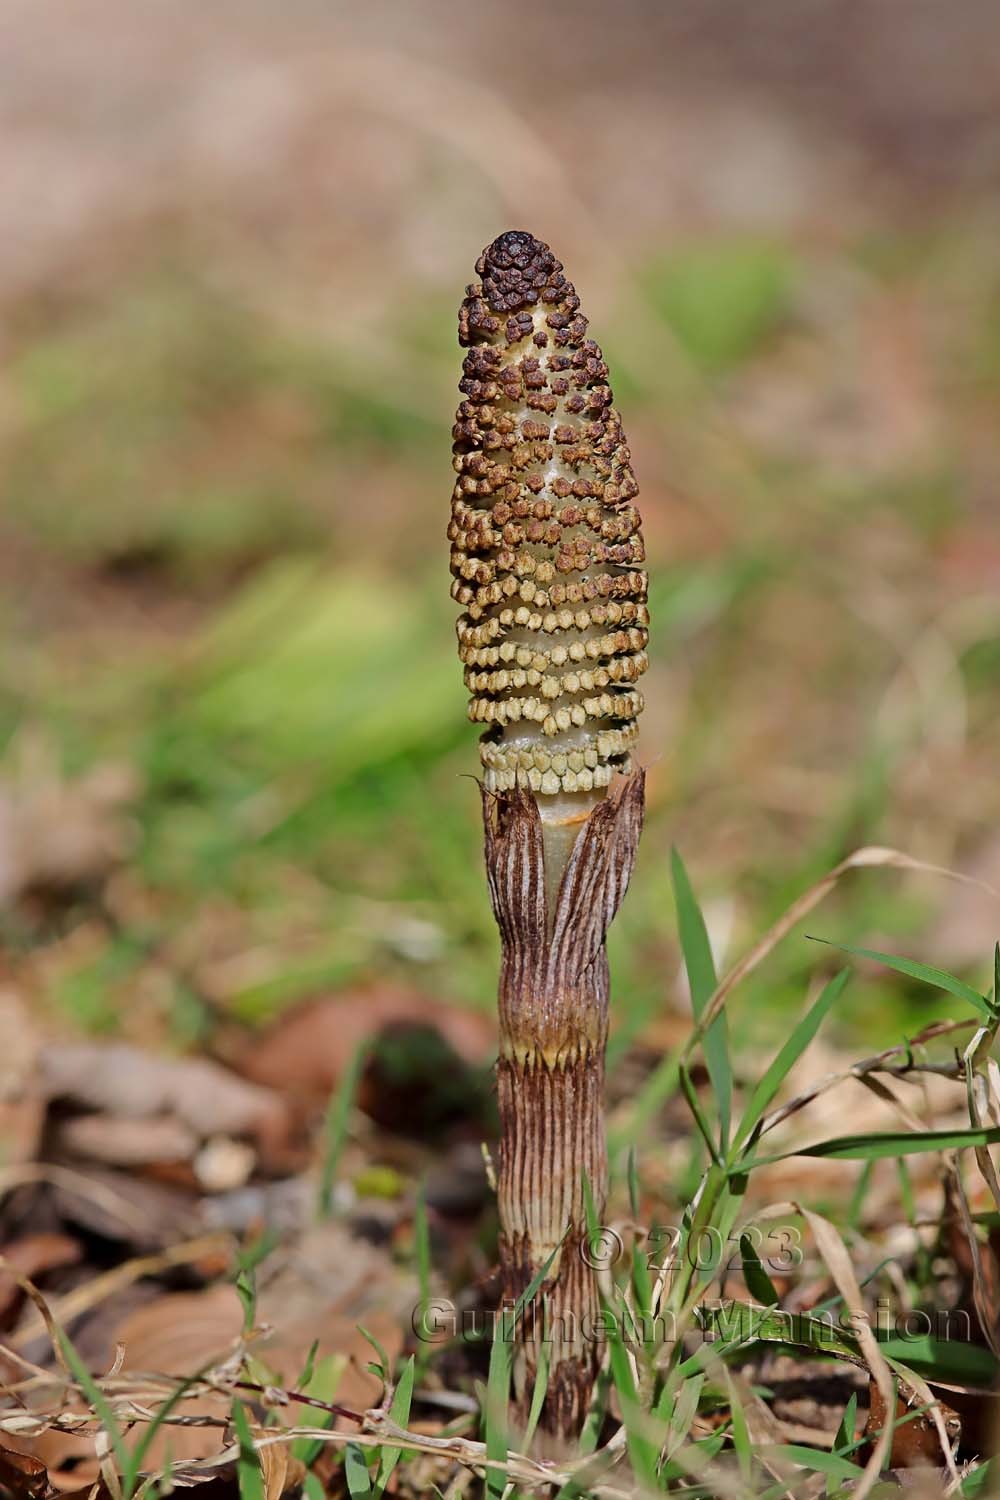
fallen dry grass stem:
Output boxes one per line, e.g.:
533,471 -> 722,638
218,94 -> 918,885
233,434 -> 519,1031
686,847 -> 999,1062
0,1164 -> 152,1238
9,1234 -> 234,1349
796,1207 -> 897,1498
0,1265 -> 642,1498
760,1018 -> 975,1135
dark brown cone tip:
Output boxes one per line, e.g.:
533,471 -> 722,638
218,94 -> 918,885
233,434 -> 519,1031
458,228 -> 579,344
476,230 -> 561,314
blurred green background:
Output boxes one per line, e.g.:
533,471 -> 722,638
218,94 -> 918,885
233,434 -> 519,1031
3,0 -> 999,1061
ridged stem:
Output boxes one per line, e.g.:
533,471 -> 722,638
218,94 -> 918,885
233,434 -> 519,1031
483,773 -> 644,1439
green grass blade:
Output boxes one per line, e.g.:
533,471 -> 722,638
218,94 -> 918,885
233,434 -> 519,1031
414,1186 -> 431,1310
876,1335 -> 998,1385
577,1365 -> 612,1458
291,1354 -> 345,1467
484,1303 -> 513,1500
606,1330 -> 660,1488
847,1159 -> 874,1233
317,1038 -> 370,1218
723,1373 -> 752,1484
610,1044 -> 682,1149
57,1330 -> 131,1492
667,1372 -> 705,1459
231,1401 -> 265,1500
737,1123 -> 1000,1170
374,1356 -> 415,1497
358,1324 -> 391,1381
739,1232 -> 780,1307
762,1445 -> 863,1481
481,1236 -> 565,1500
828,1392 -> 858,1497
626,1146 -> 641,1218
735,970 -> 849,1150
672,848 -> 731,1150
679,1063 -> 723,1167
521,1339 -> 551,1456
344,1442 -> 373,1496
833,1390 -> 857,1452
126,1366 -> 215,1493
963,1456 -> 997,1495
694,1301 -> 860,1366
302,1474 -> 325,1500
807,938 -> 990,1019
632,1234 -> 654,1323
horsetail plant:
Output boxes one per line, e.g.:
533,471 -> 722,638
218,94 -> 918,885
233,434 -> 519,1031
449,231 -> 647,1437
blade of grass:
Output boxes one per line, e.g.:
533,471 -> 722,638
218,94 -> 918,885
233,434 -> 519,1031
484,1303 -> 513,1500
736,1123 -> 1000,1171
231,1401 -> 265,1500
519,1340 -> 551,1458
318,1038 -> 370,1218
828,1392 -> 858,1497
125,1366 -> 216,1495
667,1372 -> 706,1463
761,1445 -> 863,1482
483,1236 -> 566,1500
57,1330 -> 130,1491
734,970 -> 849,1152
847,1159 -> 874,1233
962,1456 -> 997,1495
610,1044 -> 682,1152
414,1186 -> 431,1309
291,1354 -> 346,1467
577,1364 -> 612,1458
344,1442 -> 373,1496
679,1063 -> 722,1167
723,1373 -> 752,1486
807,939 -> 990,1020
739,1232 -> 780,1307
672,848 -> 731,1150
374,1356 -> 415,1498
606,1326 -> 660,1488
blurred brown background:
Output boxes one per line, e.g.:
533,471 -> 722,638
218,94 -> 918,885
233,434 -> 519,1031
3,0 -> 1000,1052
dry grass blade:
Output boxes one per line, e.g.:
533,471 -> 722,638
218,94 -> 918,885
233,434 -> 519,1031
796,1207 -> 895,1500
686,846 -> 997,1060
946,1158 -> 1000,1361
0,1164 -> 152,1237
963,1025 -> 1000,1218
855,1072 -> 928,1135
759,1018 -> 974,1136
9,1235 -> 233,1349
881,1361 -> 960,1487
0,1255 -> 73,1380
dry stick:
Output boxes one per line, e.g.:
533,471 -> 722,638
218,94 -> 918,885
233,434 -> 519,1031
450,232 -> 648,1436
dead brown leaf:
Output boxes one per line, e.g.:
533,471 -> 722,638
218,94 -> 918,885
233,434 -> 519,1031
0,1444 -> 47,1500
52,1113 -> 198,1168
258,1437 -> 305,1500
0,1233 -> 82,1327
865,1381 -> 960,1470
38,1044 -> 291,1164
0,732 -> 139,905
238,987 -> 494,1111
253,1220 -> 412,1410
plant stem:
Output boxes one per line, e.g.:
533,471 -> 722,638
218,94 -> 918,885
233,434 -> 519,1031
483,773 -> 644,1437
